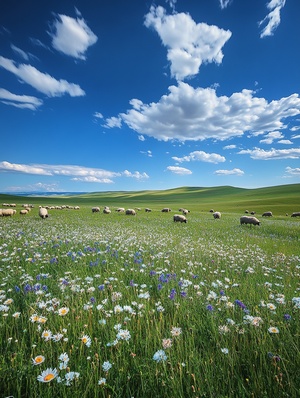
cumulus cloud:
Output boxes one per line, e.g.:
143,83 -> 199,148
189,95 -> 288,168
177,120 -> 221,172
167,166 -> 192,175
104,116 -> 122,128
49,12 -> 98,59
259,0 -> 286,38
144,6 -> 231,80
259,130 -> 284,144
285,166 -> 300,176
5,182 -> 61,193
0,161 -> 148,182
0,88 -> 43,110
214,168 -> 244,176
238,147 -> 300,160
0,56 -> 85,97
223,144 -> 237,149
172,150 -> 225,164
119,83 -> 300,142
278,139 -> 292,144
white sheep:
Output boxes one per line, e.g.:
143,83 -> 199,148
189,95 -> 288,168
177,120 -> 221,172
126,209 -> 136,215
39,207 -> 48,219
162,208 -> 171,212
103,208 -> 111,214
173,214 -> 187,223
262,211 -> 273,217
291,212 -> 300,217
92,207 -> 100,213
116,208 -> 125,212
240,216 -> 260,226
2,209 -> 16,216
213,211 -> 221,219
20,209 -> 29,215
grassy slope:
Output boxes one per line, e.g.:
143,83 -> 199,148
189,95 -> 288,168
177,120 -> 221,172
0,184 -> 299,214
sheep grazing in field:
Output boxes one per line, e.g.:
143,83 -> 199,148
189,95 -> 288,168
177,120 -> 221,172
209,209 -> 214,213
245,210 -> 249,214
240,216 -> 260,226
161,208 -> 171,212
291,212 -> 300,217
145,208 -> 152,212
103,208 -> 111,214
126,209 -> 136,216
39,207 -> 48,219
182,209 -> 190,215
116,208 -> 125,213
1,209 -> 16,217
20,209 -> 29,215
262,211 -> 273,217
173,214 -> 187,223
250,211 -> 256,215
213,211 -> 221,219
92,207 -> 100,213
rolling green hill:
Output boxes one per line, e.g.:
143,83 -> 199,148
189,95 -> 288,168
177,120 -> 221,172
1,184 -> 299,214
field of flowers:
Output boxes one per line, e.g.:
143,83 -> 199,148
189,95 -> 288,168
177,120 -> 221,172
0,207 -> 299,397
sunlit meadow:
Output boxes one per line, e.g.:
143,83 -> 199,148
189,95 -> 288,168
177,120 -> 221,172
0,206 -> 299,397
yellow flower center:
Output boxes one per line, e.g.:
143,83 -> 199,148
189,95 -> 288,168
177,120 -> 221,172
35,356 -> 44,363
44,373 -> 55,382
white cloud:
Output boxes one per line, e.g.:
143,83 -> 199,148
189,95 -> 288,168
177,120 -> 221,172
49,13 -> 98,59
94,112 -> 103,119
0,161 -> 148,182
285,166 -> 300,176
5,182 -> 62,193
10,44 -> 29,61
223,144 -> 236,149
138,135 -> 146,141
259,0 -> 286,38
238,147 -> 300,160
0,88 -> 43,110
144,6 -> 231,80
140,150 -> 152,157
104,116 -> 122,128
167,166 -> 192,175
259,130 -> 284,144
0,56 -> 85,97
122,170 -> 149,179
292,134 -> 300,139
214,168 -> 244,176
219,0 -> 232,9
172,150 -> 225,164
120,82 -> 300,142
278,139 -> 292,144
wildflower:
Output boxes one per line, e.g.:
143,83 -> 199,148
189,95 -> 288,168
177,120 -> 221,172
153,349 -> 167,363
102,361 -> 112,372
218,325 -> 230,334
267,303 -> 276,311
58,352 -> 69,363
41,329 -> 52,341
170,326 -> 182,337
32,355 -> 45,365
64,371 -> 80,385
268,326 -> 279,334
283,314 -> 291,321
80,335 -> 92,347
12,312 -> 21,318
37,368 -> 58,383
52,333 -> 64,342
221,348 -> 229,354
116,329 -> 131,341
162,338 -> 173,349
206,304 -> 214,311
98,377 -> 106,385
58,307 -> 69,316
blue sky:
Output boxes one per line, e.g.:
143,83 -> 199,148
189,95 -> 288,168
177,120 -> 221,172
0,0 -> 300,193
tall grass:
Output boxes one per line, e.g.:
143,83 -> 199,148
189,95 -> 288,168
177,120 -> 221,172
0,205 -> 299,397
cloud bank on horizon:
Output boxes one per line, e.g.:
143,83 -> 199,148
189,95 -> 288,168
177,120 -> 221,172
0,0 -> 299,193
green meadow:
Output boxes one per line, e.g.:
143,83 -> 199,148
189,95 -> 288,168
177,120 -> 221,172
0,184 -> 299,397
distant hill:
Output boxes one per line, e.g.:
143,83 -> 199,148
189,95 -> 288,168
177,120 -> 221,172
0,184 -> 299,214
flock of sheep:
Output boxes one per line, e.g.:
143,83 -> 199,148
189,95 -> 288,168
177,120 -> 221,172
1,202 -> 300,226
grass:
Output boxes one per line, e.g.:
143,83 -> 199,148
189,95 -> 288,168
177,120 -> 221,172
0,185 -> 299,397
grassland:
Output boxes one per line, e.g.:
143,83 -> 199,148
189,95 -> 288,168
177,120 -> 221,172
0,184 -> 299,397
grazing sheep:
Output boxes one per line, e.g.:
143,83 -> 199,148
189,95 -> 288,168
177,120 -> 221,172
213,211 -> 221,219
126,209 -> 136,215
250,211 -> 256,215
291,212 -> 300,217
2,209 -> 16,217
173,214 -> 187,223
116,208 -> 125,212
103,208 -> 111,214
0,209 -> 2,217
162,208 -> 171,212
262,211 -> 273,217
209,209 -> 214,213
145,208 -> 152,212
20,209 -> 29,215
92,207 -> 100,213
39,207 -> 48,219
245,210 -> 249,214
240,216 -> 260,226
